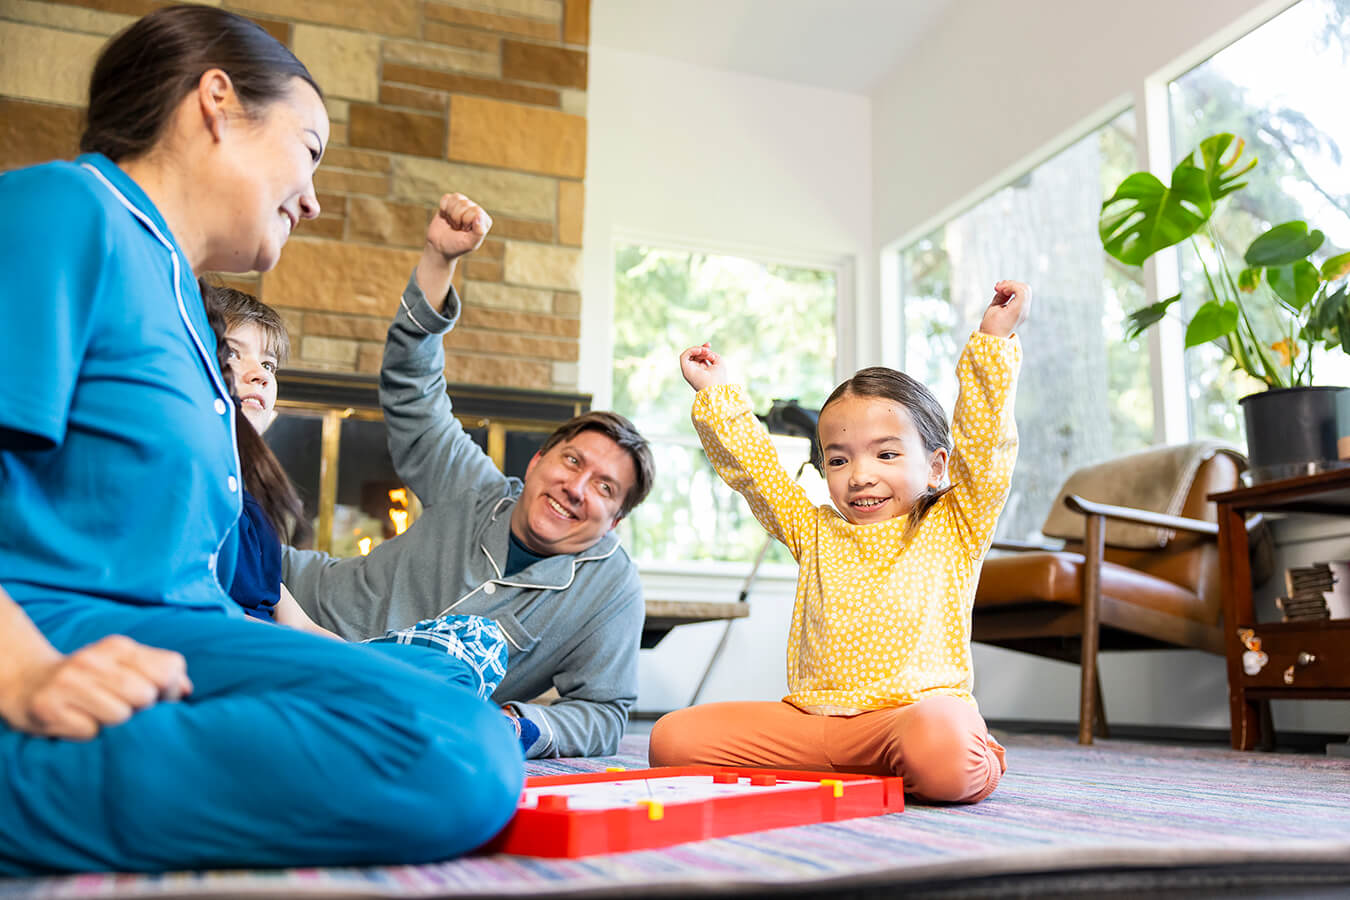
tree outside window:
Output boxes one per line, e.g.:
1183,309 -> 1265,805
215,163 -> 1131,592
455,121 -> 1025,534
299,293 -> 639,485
899,110 -> 1151,542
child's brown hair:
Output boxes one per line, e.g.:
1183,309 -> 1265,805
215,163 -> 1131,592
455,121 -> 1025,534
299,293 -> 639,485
820,366 -> 953,542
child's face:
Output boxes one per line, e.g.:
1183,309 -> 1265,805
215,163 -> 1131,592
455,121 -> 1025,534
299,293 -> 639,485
817,394 -> 947,526
225,321 -> 279,435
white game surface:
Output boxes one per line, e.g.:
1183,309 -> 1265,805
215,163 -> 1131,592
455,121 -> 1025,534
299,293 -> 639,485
522,775 -> 820,810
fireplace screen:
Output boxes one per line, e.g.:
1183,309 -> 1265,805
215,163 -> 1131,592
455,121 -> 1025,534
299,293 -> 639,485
264,370 -> 589,555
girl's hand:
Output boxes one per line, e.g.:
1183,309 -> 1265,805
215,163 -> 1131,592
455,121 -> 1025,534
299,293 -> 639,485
425,192 -> 492,263
979,280 -> 1031,337
680,343 -> 728,392
0,636 -> 192,740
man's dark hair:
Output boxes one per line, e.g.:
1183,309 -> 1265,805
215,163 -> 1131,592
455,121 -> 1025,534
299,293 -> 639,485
539,411 -> 654,518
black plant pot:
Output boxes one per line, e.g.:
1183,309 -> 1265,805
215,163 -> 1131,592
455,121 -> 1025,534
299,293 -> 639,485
1240,386 -> 1348,483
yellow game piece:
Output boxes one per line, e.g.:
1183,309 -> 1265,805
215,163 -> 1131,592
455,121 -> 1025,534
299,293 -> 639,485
638,799 -> 664,821
820,778 -> 843,798
605,766 -> 626,772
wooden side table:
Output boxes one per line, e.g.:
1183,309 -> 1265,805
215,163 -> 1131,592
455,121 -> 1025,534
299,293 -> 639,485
1213,468 -> 1350,750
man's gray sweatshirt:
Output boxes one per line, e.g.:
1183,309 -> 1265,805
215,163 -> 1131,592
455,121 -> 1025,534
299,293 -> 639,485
282,274 -> 644,758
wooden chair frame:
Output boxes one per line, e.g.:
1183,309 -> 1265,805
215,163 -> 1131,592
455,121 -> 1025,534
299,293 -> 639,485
986,494 -> 1233,745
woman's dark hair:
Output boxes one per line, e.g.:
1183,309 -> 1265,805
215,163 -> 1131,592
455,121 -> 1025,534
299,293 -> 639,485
539,411 -> 655,519
820,366 -> 953,541
81,4 -> 322,161
202,280 -> 312,548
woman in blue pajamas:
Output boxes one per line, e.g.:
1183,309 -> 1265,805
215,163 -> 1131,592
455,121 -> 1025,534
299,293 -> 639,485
0,5 -> 520,875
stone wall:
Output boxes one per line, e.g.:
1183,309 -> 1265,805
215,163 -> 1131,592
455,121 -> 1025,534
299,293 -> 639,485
0,0 -> 589,390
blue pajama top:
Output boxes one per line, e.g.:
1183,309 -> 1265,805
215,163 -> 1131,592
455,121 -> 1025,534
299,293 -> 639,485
0,154 -> 242,612
229,491 -> 282,621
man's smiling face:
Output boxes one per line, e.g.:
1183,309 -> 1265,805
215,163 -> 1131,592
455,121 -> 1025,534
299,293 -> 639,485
509,429 -> 636,556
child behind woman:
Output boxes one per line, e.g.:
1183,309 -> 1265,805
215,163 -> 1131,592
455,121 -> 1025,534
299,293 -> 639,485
202,284 -> 335,637
650,280 -> 1030,803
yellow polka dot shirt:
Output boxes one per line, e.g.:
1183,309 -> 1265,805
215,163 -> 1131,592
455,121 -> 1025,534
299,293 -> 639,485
691,331 -> 1021,715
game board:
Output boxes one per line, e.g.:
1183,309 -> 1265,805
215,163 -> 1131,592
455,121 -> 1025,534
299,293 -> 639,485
484,766 -> 905,857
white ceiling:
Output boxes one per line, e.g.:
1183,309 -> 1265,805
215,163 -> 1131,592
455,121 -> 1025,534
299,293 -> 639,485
589,0 -> 952,96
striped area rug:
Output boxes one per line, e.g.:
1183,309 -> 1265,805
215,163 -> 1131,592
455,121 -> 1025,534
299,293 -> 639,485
5,732 -> 1349,898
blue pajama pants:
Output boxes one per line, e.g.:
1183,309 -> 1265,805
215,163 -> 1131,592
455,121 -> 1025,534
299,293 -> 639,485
0,597 -> 523,875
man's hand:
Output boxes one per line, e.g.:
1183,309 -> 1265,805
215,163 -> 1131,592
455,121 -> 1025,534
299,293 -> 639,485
426,192 -> 492,262
0,635 -> 192,740
415,192 -> 493,307
979,280 -> 1031,338
680,343 -> 729,392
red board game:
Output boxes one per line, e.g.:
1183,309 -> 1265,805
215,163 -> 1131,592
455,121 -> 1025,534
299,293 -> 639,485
483,766 -> 905,858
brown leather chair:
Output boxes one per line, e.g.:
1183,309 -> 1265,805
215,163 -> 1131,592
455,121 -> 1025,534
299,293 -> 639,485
973,442 -> 1258,744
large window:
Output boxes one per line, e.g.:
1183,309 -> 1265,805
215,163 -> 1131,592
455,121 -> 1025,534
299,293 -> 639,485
611,245 -> 837,564
898,110 -> 1150,541
893,0 -> 1350,540
1170,0 -> 1350,441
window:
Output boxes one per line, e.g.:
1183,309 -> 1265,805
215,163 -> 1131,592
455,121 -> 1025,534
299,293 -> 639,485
898,110 -> 1151,541
611,244 -> 837,564
1169,0 -> 1350,442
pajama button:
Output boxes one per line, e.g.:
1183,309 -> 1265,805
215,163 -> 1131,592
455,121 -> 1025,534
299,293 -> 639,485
214,398 -> 227,415
483,583 -> 497,595
228,476 -> 238,492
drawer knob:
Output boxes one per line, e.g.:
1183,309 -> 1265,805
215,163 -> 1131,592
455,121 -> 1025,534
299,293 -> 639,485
1282,651 -> 1318,685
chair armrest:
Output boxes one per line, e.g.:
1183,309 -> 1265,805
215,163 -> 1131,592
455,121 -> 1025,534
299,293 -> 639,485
989,538 -> 1066,553
1063,494 -> 1219,537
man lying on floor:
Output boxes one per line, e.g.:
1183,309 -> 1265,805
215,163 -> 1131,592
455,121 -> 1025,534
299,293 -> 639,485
282,193 -> 655,761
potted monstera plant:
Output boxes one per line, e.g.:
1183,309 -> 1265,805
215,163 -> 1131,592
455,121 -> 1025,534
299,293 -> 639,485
1099,133 -> 1350,481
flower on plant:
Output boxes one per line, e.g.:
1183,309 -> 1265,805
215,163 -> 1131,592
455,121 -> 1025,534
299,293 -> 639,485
1271,339 -> 1299,369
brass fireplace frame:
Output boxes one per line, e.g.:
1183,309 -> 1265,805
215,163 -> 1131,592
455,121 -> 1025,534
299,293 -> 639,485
274,369 -> 589,554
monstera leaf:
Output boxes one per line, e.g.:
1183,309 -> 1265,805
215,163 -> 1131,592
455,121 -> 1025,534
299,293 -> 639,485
1195,134 -> 1256,202
1099,162 -> 1212,267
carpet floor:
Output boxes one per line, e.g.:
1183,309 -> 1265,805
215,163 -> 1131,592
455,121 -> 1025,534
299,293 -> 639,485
4,732 -> 1349,899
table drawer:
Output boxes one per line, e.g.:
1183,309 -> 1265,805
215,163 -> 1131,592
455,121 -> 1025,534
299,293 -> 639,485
1236,622 -> 1350,690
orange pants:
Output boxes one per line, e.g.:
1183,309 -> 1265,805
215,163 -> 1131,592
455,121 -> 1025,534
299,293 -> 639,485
648,696 -> 1006,803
